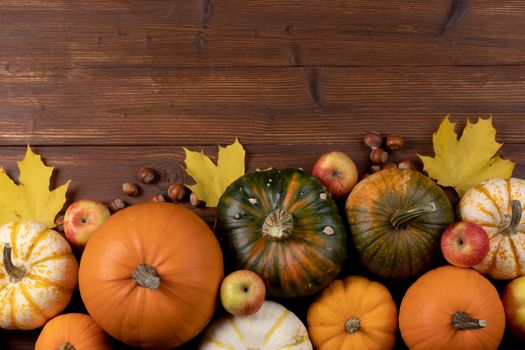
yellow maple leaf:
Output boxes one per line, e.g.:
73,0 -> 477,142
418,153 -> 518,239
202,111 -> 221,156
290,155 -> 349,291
183,138 -> 245,207
418,115 -> 515,197
0,146 -> 70,227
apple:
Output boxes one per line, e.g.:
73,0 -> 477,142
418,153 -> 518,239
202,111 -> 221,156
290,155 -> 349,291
312,151 -> 358,198
440,221 -> 490,268
220,270 -> 266,316
503,276 -> 525,340
63,199 -> 111,247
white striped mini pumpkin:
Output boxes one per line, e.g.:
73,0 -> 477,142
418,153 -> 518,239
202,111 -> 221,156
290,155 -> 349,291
0,220 -> 78,330
460,177 -> 525,280
199,300 -> 312,350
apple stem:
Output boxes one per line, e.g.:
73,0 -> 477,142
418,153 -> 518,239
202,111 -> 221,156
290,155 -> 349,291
452,311 -> 487,330
3,242 -> 26,282
391,202 -> 436,229
132,263 -> 160,290
262,209 -> 294,240
344,317 -> 361,333
59,342 -> 76,350
502,200 -> 522,235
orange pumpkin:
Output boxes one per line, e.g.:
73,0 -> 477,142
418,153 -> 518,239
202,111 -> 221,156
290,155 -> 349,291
79,202 -> 224,349
399,265 -> 505,350
35,313 -> 112,350
307,276 -> 397,350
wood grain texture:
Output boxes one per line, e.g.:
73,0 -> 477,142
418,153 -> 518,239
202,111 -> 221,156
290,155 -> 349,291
2,0 -> 525,68
1,67 -> 525,146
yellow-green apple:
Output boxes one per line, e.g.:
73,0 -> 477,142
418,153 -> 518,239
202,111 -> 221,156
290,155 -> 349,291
220,270 -> 266,316
503,276 -> 525,340
63,199 -> 111,247
312,151 -> 358,198
440,221 -> 490,268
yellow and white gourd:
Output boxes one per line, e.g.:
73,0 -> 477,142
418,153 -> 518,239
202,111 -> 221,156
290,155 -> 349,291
0,220 -> 78,329
199,300 -> 312,350
460,177 -> 525,279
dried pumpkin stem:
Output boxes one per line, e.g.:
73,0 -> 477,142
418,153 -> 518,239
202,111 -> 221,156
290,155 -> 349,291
452,311 -> 486,330
3,242 -> 26,282
344,317 -> 361,333
501,200 -> 522,235
391,202 -> 436,229
59,342 -> 76,350
132,263 -> 160,290
262,209 -> 294,240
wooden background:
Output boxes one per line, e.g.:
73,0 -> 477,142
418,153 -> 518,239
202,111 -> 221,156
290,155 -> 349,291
1,0 -> 525,348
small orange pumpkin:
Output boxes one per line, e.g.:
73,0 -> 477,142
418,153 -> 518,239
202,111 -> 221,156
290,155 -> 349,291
79,202 -> 224,349
35,313 -> 112,350
399,265 -> 505,350
307,275 -> 397,350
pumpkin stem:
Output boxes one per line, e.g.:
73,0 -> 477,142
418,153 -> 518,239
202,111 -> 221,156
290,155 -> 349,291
391,202 -> 436,229
58,342 -> 76,350
3,243 -> 26,282
344,317 -> 361,333
132,263 -> 160,290
501,200 -> 522,235
452,311 -> 487,330
262,209 -> 294,240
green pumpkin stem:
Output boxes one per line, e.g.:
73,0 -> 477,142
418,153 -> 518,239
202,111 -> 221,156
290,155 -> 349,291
391,202 -> 436,229
59,342 -> 76,350
452,311 -> 486,330
132,263 -> 160,290
344,317 -> 361,333
501,200 -> 522,235
3,243 -> 26,282
262,209 -> 294,240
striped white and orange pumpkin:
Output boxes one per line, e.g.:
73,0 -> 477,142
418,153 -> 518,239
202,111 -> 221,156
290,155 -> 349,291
199,300 -> 312,350
0,220 -> 78,330
460,177 -> 525,279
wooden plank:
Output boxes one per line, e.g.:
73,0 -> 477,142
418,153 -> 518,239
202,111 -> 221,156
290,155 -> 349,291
0,66 -> 524,146
2,1 -> 525,68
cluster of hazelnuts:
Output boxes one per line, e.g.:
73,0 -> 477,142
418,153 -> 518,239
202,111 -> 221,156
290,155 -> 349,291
361,132 -> 416,178
108,167 -> 203,213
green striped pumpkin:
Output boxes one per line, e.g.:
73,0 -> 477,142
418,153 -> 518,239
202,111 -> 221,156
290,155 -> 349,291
217,168 -> 347,298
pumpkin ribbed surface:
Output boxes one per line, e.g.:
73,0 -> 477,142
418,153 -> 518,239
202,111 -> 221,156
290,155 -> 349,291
217,168 -> 347,298
460,177 -> 525,279
346,169 -> 454,279
0,221 -> 78,330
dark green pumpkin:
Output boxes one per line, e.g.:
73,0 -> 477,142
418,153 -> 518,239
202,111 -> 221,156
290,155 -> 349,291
345,169 -> 454,280
217,168 -> 347,298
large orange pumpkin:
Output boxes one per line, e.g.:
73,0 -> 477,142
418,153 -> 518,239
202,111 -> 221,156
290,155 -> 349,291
35,313 -> 112,350
399,265 -> 505,350
79,202 -> 224,349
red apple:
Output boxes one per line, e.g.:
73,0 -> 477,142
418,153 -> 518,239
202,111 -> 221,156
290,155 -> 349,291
503,276 -> 525,340
63,199 -> 111,247
312,151 -> 358,198
440,221 -> 490,268
220,270 -> 266,316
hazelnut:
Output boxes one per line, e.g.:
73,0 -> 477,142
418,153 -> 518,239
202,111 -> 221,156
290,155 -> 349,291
122,182 -> 138,196
189,192 -> 204,207
370,164 -> 382,174
149,193 -> 165,202
398,159 -> 416,170
167,184 -> 186,202
386,134 -> 405,151
370,148 -> 388,164
137,167 -> 156,184
108,199 -> 126,213
54,215 -> 65,232
383,162 -> 398,170
363,131 -> 383,149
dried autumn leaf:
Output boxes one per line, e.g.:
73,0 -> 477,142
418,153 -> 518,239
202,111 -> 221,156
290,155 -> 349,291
183,138 -> 245,207
0,146 -> 70,227
418,115 -> 515,197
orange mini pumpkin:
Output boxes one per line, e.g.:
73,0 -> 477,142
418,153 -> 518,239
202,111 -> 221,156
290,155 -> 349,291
399,265 -> 505,350
79,202 -> 224,349
35,313 -> 112,350
307,275 -> 397,350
